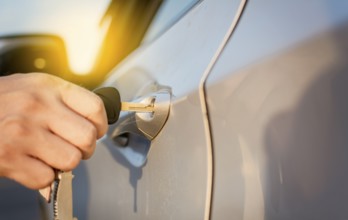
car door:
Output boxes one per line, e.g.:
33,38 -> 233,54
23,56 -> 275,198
72,0 -> 245,219
205,0 -> 348,219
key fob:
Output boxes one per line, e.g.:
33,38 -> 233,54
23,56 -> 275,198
94,87 -> 121,124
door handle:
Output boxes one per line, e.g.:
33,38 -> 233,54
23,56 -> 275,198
102,89 -> 171,167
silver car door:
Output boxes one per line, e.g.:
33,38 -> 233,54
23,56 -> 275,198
205,0 -> 348,219
73,0 -> 245,219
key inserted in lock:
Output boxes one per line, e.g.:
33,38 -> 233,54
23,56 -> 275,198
94,87 -> 155,124
101,87 -> 171,167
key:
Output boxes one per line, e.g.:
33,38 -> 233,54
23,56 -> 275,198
53,171 -> 77,220
39,171 -> 77,220
94,87 -> 154,124
121,102 -> 154,113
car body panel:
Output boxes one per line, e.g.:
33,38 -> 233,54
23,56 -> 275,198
73,0 -> 243,219
0,179 -> 43,219
205,0 -> 348,219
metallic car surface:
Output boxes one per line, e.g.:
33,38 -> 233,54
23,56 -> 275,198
206,0 -> 348,219
74,0 -> 348,219
74,0 -> 243,219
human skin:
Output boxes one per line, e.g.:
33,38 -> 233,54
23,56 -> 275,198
0,73 -> 108,189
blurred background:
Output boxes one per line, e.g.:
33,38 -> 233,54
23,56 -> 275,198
0,0 -> 199,219
0,0 -> 168,89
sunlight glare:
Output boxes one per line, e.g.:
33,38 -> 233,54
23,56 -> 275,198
62,18 -> 110,75
0,0 -> 111,75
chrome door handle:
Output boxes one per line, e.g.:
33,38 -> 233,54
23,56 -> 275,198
110,89 -> 170,140
102,89 -> 171,167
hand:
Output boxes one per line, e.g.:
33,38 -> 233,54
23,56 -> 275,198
0,73 -> 108,189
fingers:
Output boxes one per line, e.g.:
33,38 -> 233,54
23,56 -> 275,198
0,73 -> 110,189
0,118 -> 81,189
6,156 -> 55,190
11,73 -> 107,158
57,81 -> 108,138
0,116 -> 83,170
10,73 -> 108,139
28,128 -> 82,170
45,102 -> 96,159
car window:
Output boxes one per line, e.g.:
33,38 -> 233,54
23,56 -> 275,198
0,0 -> 201,88
142,0 -> 201,44
0,0 -> 110,74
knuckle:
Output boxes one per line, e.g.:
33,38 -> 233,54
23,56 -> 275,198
92,96 -> 108,138
3,116 -> 30,137
82,124 -> 97,148
27,73 -> 49,86
0,146 -> 11,163
55,76 -> 72,91
18,92 -> 43,112
83,141 -> 96,159
75,123 -> 97,159
60,81 -> 72,91
28,169 -> 54,189
89,95 -> 106,117
38,170 -> 55,188
0,155 -> 11,176
62,150 -> 81,171
94,96 -> 105,114
32,73 -> 56,85
29,73 -> 63,91
98,122 -> 108,139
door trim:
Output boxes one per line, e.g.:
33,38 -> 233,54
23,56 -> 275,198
198,1 -> 248,219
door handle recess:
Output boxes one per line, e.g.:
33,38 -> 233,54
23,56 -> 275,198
103,89 -> 171,167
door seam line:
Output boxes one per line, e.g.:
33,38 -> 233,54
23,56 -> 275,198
198,1 -> 247,220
